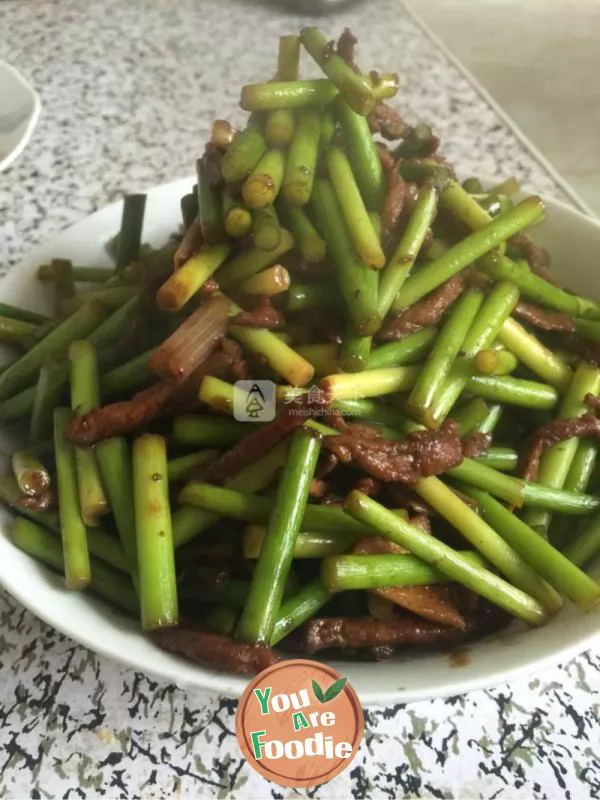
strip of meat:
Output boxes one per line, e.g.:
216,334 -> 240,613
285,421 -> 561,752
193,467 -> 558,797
521,412 -> 600,481
327,412 -> 382,440
566,337 -> 600,367
368,103 -> 409,140
152,627 -> 278,675
309,478 -> 329,498
205,393 -> 328,484
353,536 -> 407,555
377,585 -> 465,629
402,181 -> 419,217
303,606 -> 507,653
380,178 -> 420,247
352,537 -> 466,629
513,300 -> 574,333
509,233 -> 560,286
462,432 -> 492,458
424,135 -> 440,157
378,274 -> 464,340
231,297 -> 284,329
316,452 -> 339,479
66,381 -> 176,445
376,143 -> 396,173
323,419 -> 465,484
384,485 -> 432,516
174,221 -> 202,270
204,416 -> 296,484
218,338 -> 249,382
352,476 -> 383,497
336,28 -> 358,67
381,169 -> 406,239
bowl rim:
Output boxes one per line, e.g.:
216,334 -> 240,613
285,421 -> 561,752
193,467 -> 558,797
0,59 -> 42,173
2,174 -> 600,705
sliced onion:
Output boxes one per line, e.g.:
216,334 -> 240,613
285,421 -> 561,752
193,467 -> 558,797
150,295 -> 229,384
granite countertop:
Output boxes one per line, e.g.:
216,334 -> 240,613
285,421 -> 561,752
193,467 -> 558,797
0,1 -> 599,797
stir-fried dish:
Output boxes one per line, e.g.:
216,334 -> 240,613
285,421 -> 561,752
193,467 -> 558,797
2,29 -> 600,675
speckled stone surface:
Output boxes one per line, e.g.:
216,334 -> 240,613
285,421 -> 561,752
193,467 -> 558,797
0,1 -> 598,797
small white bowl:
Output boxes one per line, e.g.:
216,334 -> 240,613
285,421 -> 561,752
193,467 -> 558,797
1,176 -> 599,704
0,60 -> 41,173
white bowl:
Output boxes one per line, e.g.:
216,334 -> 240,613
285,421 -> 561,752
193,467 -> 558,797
1,176 -> 599,705
0,60 -> 41,173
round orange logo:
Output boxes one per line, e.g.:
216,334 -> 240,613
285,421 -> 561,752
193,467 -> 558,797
235,659 -> 364,788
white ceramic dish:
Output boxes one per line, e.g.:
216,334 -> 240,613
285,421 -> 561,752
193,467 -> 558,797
0,60 -> 41,173
1,175 -> 599,705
